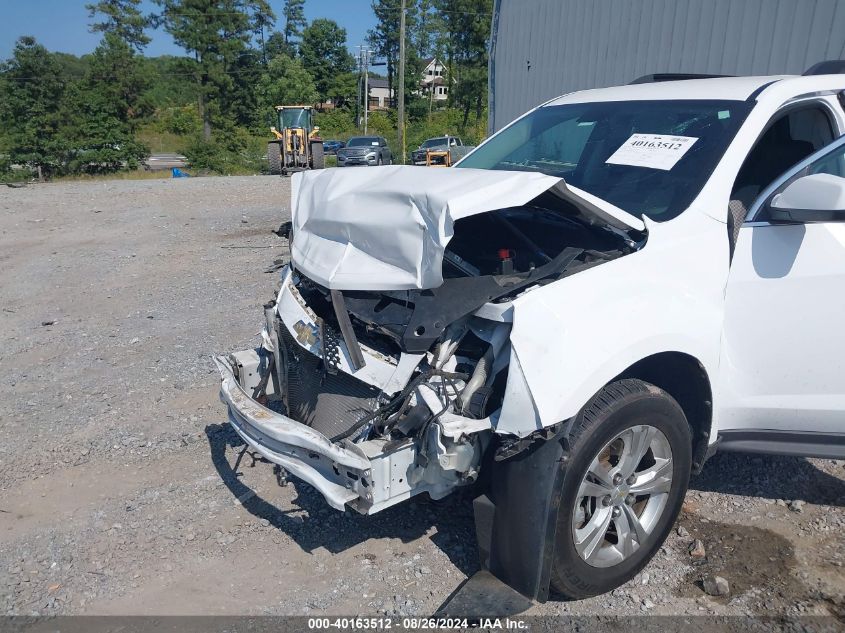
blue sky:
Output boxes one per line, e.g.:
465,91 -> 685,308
0,0 -> 377,59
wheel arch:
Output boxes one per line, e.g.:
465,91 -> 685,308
476,353 -> 713,602
615,351 -> 713,473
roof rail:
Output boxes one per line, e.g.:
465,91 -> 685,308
629,73 -> 734,85
803,60 -> 845,76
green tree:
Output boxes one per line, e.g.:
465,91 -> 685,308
368,0 -> 420,107
265,30 -> 295,59
436,0 -> 491,125
85,33 -> 152,132
327,71 -> 358,109
252,3 -> 276,63
282,0 -> 307,45
52,52 -> 90,82
256,54 -> 318,114
154,0 -> 274,140
140,55 -> 199,108
368,0 -> 399,100
414,0 -> 444,58
86,0 -> 152,51
0,37 -> 69,177
300,18 -> 355,105
64,33 -> 150,173
223,48 -> 265,129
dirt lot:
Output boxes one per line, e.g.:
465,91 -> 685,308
0,176 -> 843,618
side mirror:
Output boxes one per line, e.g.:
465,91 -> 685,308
768,173 -> 845,223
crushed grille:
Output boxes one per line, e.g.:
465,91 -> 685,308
280,325 -> 380,439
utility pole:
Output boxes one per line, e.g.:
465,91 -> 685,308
356,46 -> 363,129
397,0 -> 406,164
363,46 -> 370,134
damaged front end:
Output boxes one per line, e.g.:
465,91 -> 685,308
215,167 -> 644,515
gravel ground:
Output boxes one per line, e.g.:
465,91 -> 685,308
0,176 -> 843,619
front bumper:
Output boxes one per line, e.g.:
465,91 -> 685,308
337,154 -> 378,166
214,355 -> 373,511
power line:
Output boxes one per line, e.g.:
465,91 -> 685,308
155,8 -> 492,16
375,7 -> 492,16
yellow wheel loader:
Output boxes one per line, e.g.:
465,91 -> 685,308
267,106 -> 325,176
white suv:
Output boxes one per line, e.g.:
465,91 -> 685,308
215,72 -> 845,602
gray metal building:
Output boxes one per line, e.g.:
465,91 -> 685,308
488,0 -> 845,132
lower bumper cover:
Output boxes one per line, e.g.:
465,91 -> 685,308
214,355 -> 372,511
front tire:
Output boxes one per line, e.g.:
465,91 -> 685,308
549,379 -> 691,599
267,141 -> 282,175
311,142 -> 325,169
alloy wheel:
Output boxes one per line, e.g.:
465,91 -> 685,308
571,424 -> 673,568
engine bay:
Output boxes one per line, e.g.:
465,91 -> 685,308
221,168 -> 647,515
267,194 -> 638,451
445,192 -> 631,278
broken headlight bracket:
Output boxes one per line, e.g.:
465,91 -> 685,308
493,418 -> 574,462
330,289 -> 366,370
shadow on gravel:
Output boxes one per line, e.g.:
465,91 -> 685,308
690,452 -> 845,507
205,423 -> 479,576
672,509 -> 845,618
674,511 -> 798,601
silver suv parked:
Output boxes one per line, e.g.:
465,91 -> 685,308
336,136 -> 392,167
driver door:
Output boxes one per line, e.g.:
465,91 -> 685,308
717,136 -> 845,457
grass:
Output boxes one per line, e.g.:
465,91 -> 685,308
52,169 -> 174,182
136,127 -> 188,155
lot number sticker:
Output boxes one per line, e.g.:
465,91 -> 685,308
606,133 -> 698,171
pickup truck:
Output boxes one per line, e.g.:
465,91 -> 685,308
215,68 -> 845,604
411,136 -> 473,166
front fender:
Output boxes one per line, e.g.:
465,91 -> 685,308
496,210 -> 727,437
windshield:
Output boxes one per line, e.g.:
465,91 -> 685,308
279,108 -> 311,129
348,137 -> 380,147
458,100 -> 753,221
421,137 -> 449,148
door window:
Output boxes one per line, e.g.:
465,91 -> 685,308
808,142 -> 845,178
731,105 -> 836,207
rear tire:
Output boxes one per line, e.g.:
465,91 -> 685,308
268,141 -> 282,175
311,142 -> 325,169
549,379 -> 691,599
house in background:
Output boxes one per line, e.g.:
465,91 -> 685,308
366,58 -> 450,111
368,77 -> 394,110
420,57 -> 449,102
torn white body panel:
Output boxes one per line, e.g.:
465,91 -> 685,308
497,208 -> 727,436
289,166 -> 643,291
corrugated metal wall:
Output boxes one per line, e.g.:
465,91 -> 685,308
489,0 -> 845,132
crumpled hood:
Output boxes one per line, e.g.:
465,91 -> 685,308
290,166 -> 644,291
